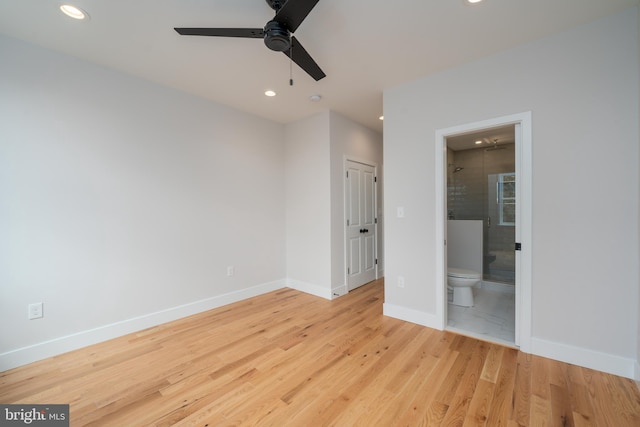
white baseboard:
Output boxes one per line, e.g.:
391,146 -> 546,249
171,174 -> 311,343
331,285 -> 348,299
531,337 -> 636,379
383,303 -> 444,330
0,280 -> 286,372
382,304 -> 637,380
286,278 -> 333,300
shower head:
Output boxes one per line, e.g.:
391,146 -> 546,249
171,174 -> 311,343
485,138 -> 505,151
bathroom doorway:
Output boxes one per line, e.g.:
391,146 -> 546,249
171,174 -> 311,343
447,126 -> 516,286
435,112 -> 532,350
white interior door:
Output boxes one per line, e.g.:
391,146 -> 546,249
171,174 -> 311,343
346,160 -> 377,291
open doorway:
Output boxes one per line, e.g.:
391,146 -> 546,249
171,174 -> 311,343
447,126 -> 516,286
435,112 -> 532,350
446,125 -> 516,345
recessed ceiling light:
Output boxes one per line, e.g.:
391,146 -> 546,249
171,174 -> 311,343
309,94 -> 322,102
466,0 -> 484,4
475,140 -> 483,145
379,116 -> 384,121
264,90 -> 276,97
60,4 -> 89,20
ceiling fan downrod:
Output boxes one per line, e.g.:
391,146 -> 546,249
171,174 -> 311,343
266,0 -> 285,12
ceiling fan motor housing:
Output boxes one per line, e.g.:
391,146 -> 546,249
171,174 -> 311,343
264,20 -> 291,51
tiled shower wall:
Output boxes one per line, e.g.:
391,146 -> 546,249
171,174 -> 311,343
448,144 -> 516,283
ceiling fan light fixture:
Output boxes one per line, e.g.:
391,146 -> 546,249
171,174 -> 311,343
59,4 -> 89,20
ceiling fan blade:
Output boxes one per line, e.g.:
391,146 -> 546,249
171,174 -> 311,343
274,0 -> 320,33
174,28 -> 264,38
283,36 -> 325,81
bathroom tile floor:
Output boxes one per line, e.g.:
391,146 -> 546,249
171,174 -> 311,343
447,285 -> 516,346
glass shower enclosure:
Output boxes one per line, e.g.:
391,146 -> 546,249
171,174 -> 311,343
447,141 -> 516,285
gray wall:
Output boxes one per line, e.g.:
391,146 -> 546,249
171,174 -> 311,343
285,110 -> 383,298
383,8 -> 639,377
0,35 -> 287,368
0,35 -> 384,369
637,4 -> 640,383
329,111 -> 384,294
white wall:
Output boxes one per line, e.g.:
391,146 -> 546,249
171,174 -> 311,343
0,36 -> 286,369
284,112 -> 332,297
285,111 -> 383,298
637,5 -> 640,383
329,111 -> 384,295
384,8 -> 639,377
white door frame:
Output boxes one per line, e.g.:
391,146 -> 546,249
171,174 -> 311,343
344,157 -> 379,291
435,112 -> 532,352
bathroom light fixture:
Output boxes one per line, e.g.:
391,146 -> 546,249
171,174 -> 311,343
264,90 -> 276,97
60,4 -> 89,20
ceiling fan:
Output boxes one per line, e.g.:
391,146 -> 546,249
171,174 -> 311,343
174,0 -> 326,81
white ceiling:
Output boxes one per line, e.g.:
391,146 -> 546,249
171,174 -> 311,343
447,124 -> 515,152
1,0 -> 637,133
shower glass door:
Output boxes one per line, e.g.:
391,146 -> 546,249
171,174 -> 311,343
484,156 -> 516,284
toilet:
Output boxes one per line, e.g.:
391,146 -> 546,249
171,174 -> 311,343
447,267 -> 482,307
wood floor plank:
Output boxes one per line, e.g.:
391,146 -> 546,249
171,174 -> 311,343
440,340 -> 490,425
531,355 -> 550,401
392,348 -> 460,427
462,379 -> 495,426
550,383 -> 576,427
529,394 -> 552,427
434,336 -> 479,406
481,344 -> 505,384
511,351 -> 532,426
276,320 -> 422,426
470,337 -> 517,426
330,328 -> 437,426
2,278 -> 640,426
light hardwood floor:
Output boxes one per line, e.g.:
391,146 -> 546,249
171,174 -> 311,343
2,278 -> 640,426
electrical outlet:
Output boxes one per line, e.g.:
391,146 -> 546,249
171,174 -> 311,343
227,265 -> 234,277
28,302 -> 43,319
397,276 -> 405,288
